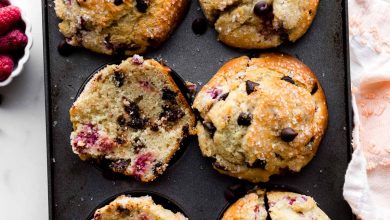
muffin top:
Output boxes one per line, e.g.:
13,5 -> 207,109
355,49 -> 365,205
268,191 -> 330,220
92,195 -> 188,220
193,53 -> 328,182
222,189 -> 267,220
199,0 -> 319,48
54,0 -> 187,55
222,189 -> 330,220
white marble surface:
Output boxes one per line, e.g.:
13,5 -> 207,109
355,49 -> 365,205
0,0 -> 48,219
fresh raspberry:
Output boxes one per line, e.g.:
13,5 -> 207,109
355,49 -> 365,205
0,0 -> 10,8
0,29 -> 27,53
0,6 -> 21,35
0,55 -> 13,81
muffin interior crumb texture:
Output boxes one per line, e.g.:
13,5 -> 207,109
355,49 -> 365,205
70,55 -> 195,182
199,0 -> 319,48
193,53 -> 328,183
222,189 -> 330,220
92,195 -> 188,220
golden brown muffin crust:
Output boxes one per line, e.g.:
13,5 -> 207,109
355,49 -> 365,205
193,53 -> 328,183
55,0 -> 188,55
198,0 -> 319,49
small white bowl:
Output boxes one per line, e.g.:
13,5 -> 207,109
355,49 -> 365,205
0,4 -> 33,87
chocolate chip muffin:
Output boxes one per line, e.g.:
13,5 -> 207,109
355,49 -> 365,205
267,191 -> 330,220
91,195 -> 188,220
222,189 -> 267,220
54,0 -> 187,55
198,0 -> 319,49
192,53 -> 328,183
70,55 -> 196,182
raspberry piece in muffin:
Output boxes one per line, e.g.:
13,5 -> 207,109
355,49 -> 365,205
70,55 -> 195,182
92,195 -> 188,220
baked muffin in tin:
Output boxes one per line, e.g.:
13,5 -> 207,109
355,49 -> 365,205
193,53 -> 328,182
54,0 -> 188,55
222,189 -> 330,220
91,195 -> 188,220
70,55 -> 196,182
198,0 -> 319,49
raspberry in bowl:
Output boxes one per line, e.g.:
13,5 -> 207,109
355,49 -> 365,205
0,0 -> 33,87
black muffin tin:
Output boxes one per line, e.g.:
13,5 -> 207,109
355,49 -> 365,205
43,0 -> 353,219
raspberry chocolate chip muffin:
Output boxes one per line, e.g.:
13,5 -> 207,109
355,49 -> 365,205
70,55 -> 196,182
54,0 -> 187,55
222,189 -> 330,220
267,191 -> 330,220
91,195 -> 188,220
198,0 -> 319,49
222,189 -> 267,220
192,53 -> 328,183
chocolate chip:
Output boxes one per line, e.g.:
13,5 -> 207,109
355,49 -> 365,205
162,88 -> 177,100
311,82 -> 318,94
246,80 -> 259,95
113,0 -> 123,6
149,122 -> 159,132
133,137 -> 146,154
127,117 -> 147,130
203,121 -> 216,137
280,127 -> 298,142
136,0 -> 148,13
192,18 -> 208,35
117,115 -> 126,127
237,112 -> 252,126
249,159 -> 267,169
224,184 -> 247,202
254,1 -> 271,17
57,40 -> 73,56
113,71 -> 125,87
160,105 -> 185,122
124,101 -> 141,117
153,161 -> 164,175
116,206 -> 130,215
109,159 -> 131,173
122,99 -> 148,129
182,125 -> 189,136
281,76 -> 295,84
218,92 -> 229,101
